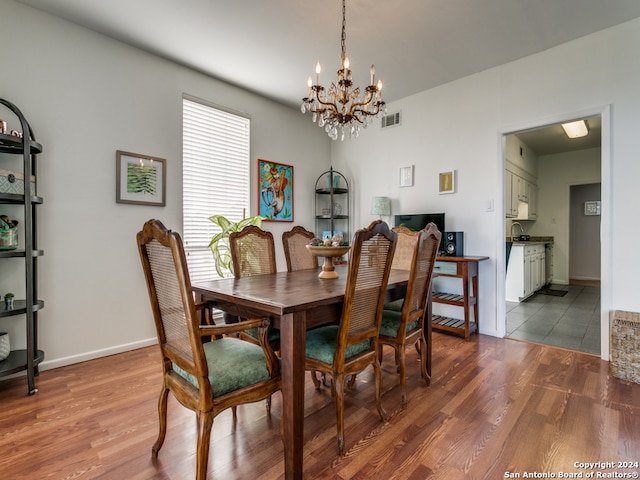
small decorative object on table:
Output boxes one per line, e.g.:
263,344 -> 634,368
307,235 -> 350,279
0,332 -> 10,361
4,292 -> 14,309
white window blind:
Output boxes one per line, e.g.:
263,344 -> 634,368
182,96 -> 250,283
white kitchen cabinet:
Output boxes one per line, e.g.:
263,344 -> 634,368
506,243 -> 546,302
505,170 -> 518,218
516,175 -> 528,202
505,167 -> 538,220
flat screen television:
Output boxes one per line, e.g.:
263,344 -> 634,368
393,213 -> 445,234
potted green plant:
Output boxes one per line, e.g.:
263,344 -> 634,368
4,292 -> 14,309
208,214 -> 263,278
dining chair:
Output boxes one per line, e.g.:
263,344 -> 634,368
229,224 -> 281,351
390,225 -> 420,271
304,220 -> 397,456
229,224 -> 277,278
379,223 -> 441,407
136,219 -> 281,480
282,225 -> 318,272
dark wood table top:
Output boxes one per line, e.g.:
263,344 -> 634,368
192,266 -> 411,317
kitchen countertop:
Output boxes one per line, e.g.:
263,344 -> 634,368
506,236 -> 554,245
512,241 -> 549,246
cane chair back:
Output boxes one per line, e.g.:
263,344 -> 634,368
229,225 -> 277,278
391,226 -> 420,271
304,220 -> 397,455
380,222 -> 441,406
137,219 -> 281,480
282,225 -> 318,272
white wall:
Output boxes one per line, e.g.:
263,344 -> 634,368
331,17 -> 640,357
0,1 -> 330,368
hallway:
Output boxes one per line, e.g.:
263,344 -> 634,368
506,284 -> 601,355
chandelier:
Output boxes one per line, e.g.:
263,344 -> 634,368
301,0 -> 386,141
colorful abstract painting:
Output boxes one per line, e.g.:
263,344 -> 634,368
258,159 -> 293,222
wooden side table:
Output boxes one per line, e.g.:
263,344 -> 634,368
431,255 -> 489,340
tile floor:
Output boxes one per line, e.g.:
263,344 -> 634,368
505,284 -> 601,355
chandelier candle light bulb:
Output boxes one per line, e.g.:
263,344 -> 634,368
301,0 -> 386,140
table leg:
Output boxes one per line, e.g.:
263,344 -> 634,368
472,273 -> 479,334
280,311 -> 306,480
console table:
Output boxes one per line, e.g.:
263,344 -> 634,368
432,255 -> 489,340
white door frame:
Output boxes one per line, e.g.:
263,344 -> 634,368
498,104 -> 611,360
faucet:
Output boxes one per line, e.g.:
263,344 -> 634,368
511,222 -> 524,240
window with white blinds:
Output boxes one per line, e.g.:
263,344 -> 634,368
182,96 -> 250,283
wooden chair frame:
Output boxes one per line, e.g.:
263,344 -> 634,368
379,223 -> 441,406
137,219 -> 281,480
305,220 -> 397,455
228,224 -> 281,360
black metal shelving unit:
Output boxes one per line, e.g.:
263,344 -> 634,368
0,98 -> 44,395
314,167 -> 350,243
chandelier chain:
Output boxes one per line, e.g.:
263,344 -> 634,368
341,0 -> 347,64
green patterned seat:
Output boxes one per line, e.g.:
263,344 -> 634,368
306,325 -> 371,365
380,308 -> 419,338
173,337 -> 274,397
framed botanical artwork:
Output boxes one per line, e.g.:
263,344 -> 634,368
399,165 -> 414,187
116,150 -> 166,206
438,170 -> 456,194
258,159 -> 293,221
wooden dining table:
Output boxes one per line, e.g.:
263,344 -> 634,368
192,265 -> 430,480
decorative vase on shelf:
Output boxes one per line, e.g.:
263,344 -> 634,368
333,175 -> 341,189
4,294 -> 14,309
0,332 -> 9,361
333,202 -> 342,216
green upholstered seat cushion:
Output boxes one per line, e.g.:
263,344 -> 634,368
305,325 -> 371,365
380,309 -> 419,338
383,298 -> 404,312
173,337 -> 272,397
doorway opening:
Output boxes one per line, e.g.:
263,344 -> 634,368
503,115 -> 602,355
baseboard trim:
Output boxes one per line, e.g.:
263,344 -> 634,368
39,337 -> 158,371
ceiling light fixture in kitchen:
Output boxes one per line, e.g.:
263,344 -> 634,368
561,120 -> 589,138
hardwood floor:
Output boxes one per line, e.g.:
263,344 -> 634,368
1,332 -> 639,479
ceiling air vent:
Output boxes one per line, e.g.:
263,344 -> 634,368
381,111 -> 401,129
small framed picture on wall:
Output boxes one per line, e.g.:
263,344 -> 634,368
438,170 -> 456,194
399,165 -> 414,187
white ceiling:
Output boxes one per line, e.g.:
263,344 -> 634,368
17,0 -> 636,152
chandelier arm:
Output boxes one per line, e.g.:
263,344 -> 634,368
347,89 -> 375,111
312,94 -> 340,112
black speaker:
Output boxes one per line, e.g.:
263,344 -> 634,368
442,231 -> 464,257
